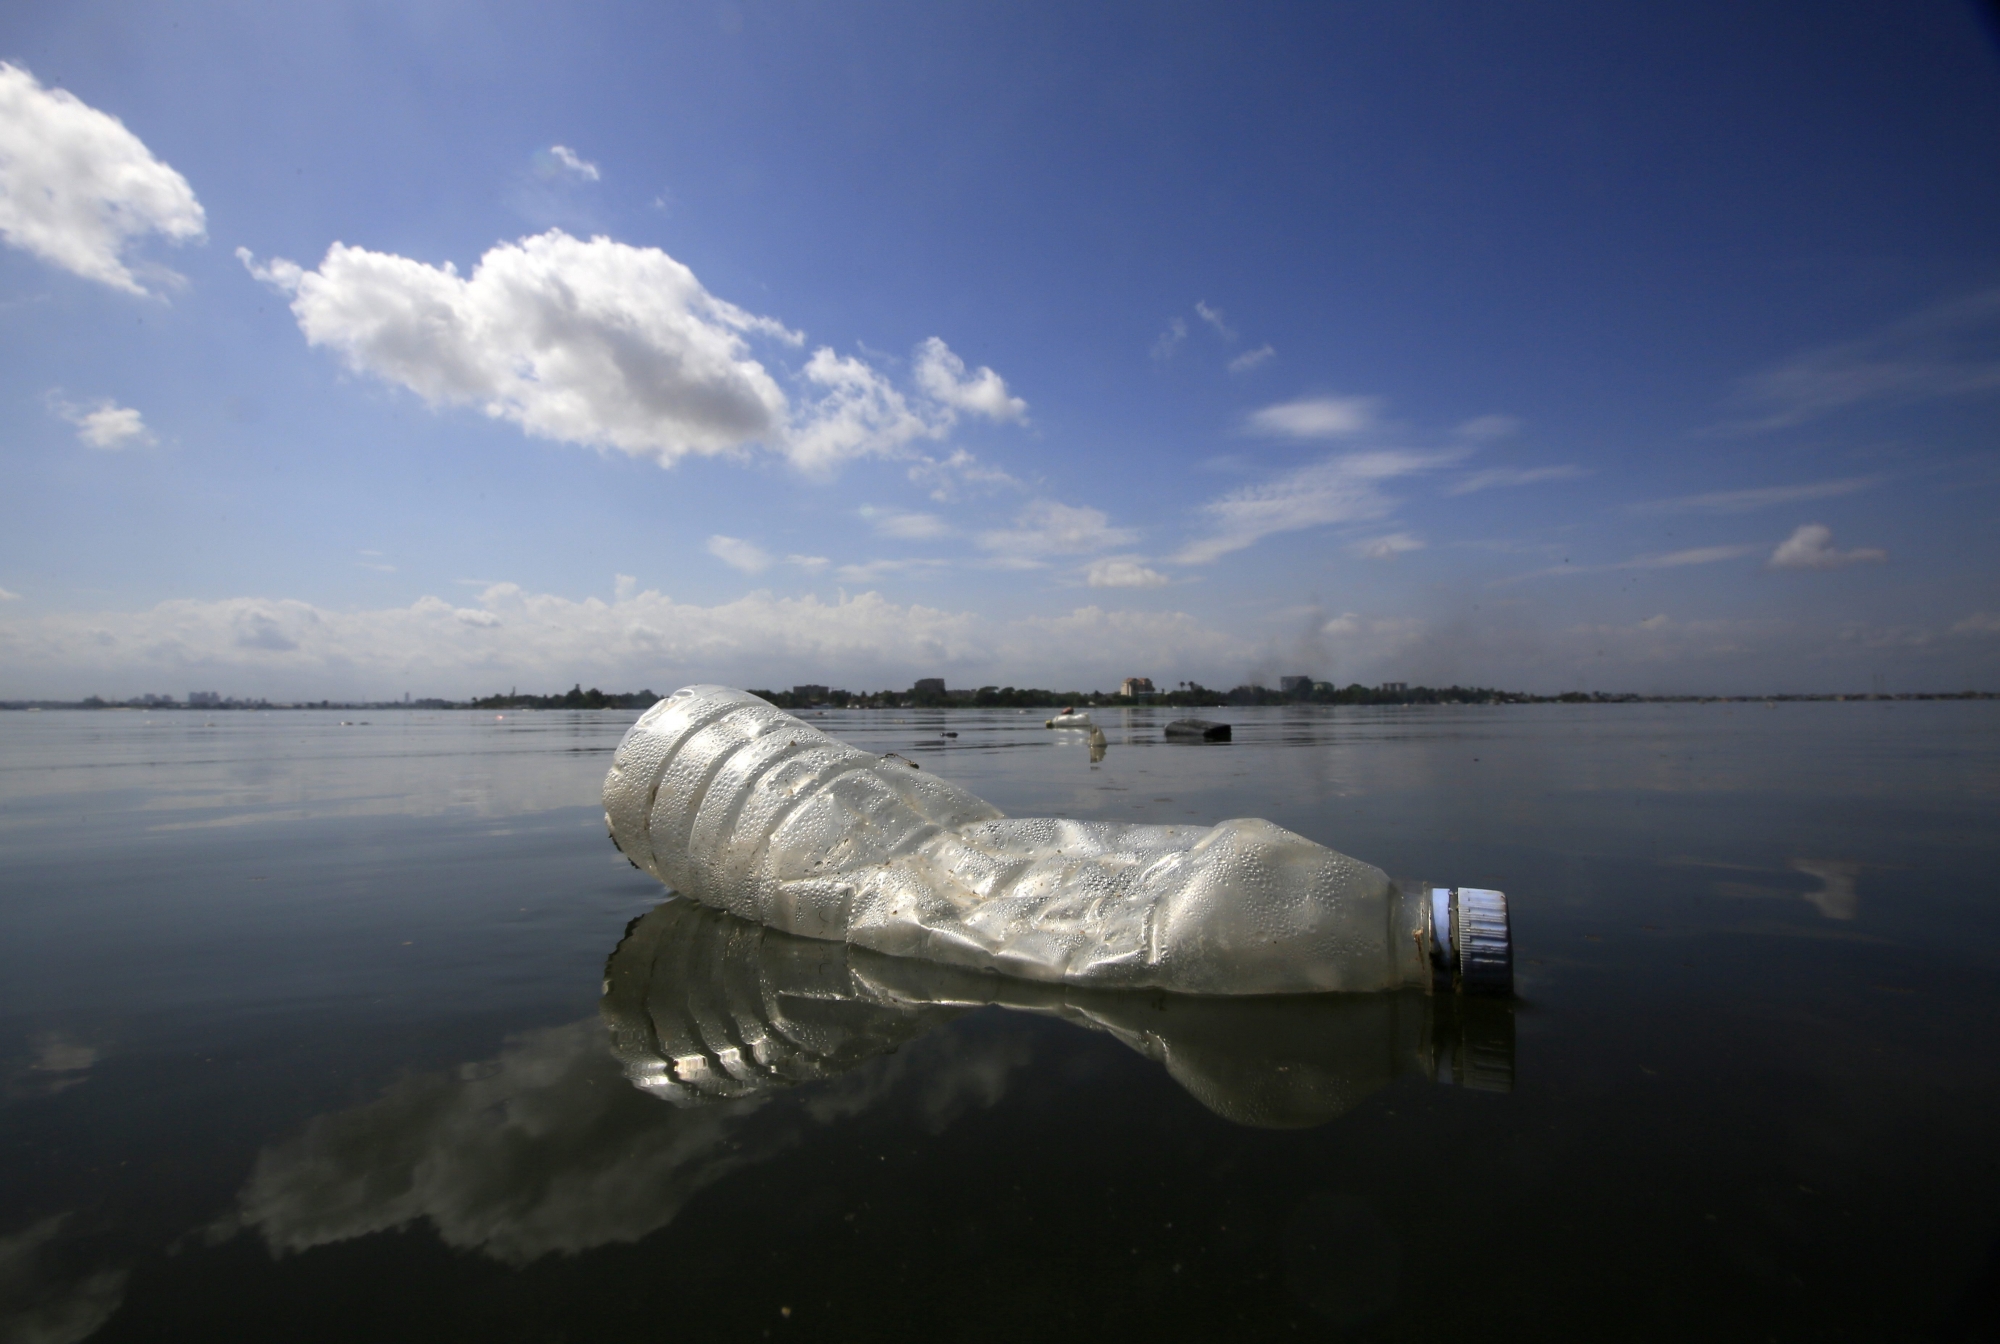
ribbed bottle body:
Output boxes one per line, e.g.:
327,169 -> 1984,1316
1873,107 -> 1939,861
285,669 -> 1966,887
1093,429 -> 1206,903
604,686 -> 1439,995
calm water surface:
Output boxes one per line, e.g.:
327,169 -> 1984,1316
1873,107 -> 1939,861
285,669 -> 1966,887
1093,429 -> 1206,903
1,702 -> 1997,1341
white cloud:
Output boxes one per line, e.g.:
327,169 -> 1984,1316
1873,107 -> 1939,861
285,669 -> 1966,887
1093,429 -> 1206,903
787,554 -> 829,574
912,337 -> 1027,423
1453,414 -> 1520,442
241,231 -> 796,466
1175,450 -> 1458,564
1727,287 -> 2000,430
1448,465 -> 1584,495
48,395 -> 155,449
1194,301 -> 1235,342
1243,395 -> 1380,439
706,535 -> 772,573
546,145 -> 600,181
979,500 -> 1137,557
860,506 -> 951,541
1150,316 -> 1187,362
0,586 -> 19,601
787,346 -> 936,473
1350,532 -> 1424,559
1952,612 -> 2000,635
1635,476 -> 1881,514
0,63 -> 205,294
1226,345 -> 1274,374
1084,557 -> 1169,588
1768,524 -> 1887,571
241,231 -> 1023,476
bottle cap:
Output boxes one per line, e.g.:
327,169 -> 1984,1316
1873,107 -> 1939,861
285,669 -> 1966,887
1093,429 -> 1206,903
1430,886 -> 1514,996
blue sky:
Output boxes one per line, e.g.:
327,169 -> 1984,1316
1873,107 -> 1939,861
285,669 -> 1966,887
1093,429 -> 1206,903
2,1 -> 1997,698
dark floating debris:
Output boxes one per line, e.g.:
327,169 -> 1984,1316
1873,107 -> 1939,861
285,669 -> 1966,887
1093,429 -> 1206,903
1165,718 -> 1231,742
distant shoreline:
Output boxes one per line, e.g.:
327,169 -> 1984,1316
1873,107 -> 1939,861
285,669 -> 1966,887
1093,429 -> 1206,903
4,685 -> 1993,712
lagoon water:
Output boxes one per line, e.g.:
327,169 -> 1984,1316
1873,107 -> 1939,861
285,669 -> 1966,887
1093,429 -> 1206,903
1,701 -> 1997,1341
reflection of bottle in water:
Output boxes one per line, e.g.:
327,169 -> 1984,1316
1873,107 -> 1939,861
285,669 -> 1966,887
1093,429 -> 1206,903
602,896 -> 1514,1128
604,686 -> 1511,997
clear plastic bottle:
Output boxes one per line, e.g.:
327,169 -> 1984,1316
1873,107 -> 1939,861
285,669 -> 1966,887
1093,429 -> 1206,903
603,685 -> 1511,997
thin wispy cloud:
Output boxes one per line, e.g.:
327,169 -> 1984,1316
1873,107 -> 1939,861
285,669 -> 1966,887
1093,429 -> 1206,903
860,506 -> 951,541
1636,476 -> 1881,514
1226,344 -> 1275,374
979,500 -> 1137,557
1150,316 -> 1187,362
0,63 -> 206,295
543,145 -> 600,181
1725,287 -> 2000,431
1623,545 -> 1758,569
1194,301 -> 1236,342
1176,449 -> 1459,564
1350,532 -> 1424,559
1454,414 -> 1521,442
1495,543 -> 1757,584
1768,524 -> 1886,571
832,557 -> 951,583
1242,395 -> 1380,440
1448,465 -> 1585,495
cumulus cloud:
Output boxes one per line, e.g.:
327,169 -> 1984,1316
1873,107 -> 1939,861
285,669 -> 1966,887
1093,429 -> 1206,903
979,500 -> 1138,558
47,394 -> 154,449
0,63 -> 206,295
1150,316 -> 1187,362
1768,524 -> 1887,571
1636,476 -> 1881,514
1726,287 -> 2000,431
0,583 -> 1261,699
1350,532 -> 1423,559
240,230 -> 1021,474
860,506 -> 951,541
1243,395 -> 1380,439
1227,344 -> 1275,374
705,535 -> 772,573
912,337 -> 1027,422
1175,450 -> 1457,564
1084,557 -> 1169,588
1448,465 -> 1584,495
545,145 -> 599,181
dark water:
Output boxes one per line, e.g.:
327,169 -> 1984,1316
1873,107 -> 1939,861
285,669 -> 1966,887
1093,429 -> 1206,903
1,702 -> 1997,1342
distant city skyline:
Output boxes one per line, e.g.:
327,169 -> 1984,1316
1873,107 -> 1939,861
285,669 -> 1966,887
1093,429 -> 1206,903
2,3 -> 1997,698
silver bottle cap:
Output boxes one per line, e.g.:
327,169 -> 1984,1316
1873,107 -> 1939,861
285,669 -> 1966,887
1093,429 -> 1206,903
1430,886 -> 1514,996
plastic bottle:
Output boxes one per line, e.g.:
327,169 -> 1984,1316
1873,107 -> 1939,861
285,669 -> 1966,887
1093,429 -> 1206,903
603,685 -> 1511,997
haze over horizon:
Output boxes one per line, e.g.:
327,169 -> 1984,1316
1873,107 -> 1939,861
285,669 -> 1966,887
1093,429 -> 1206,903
3,3 -> 1998,700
